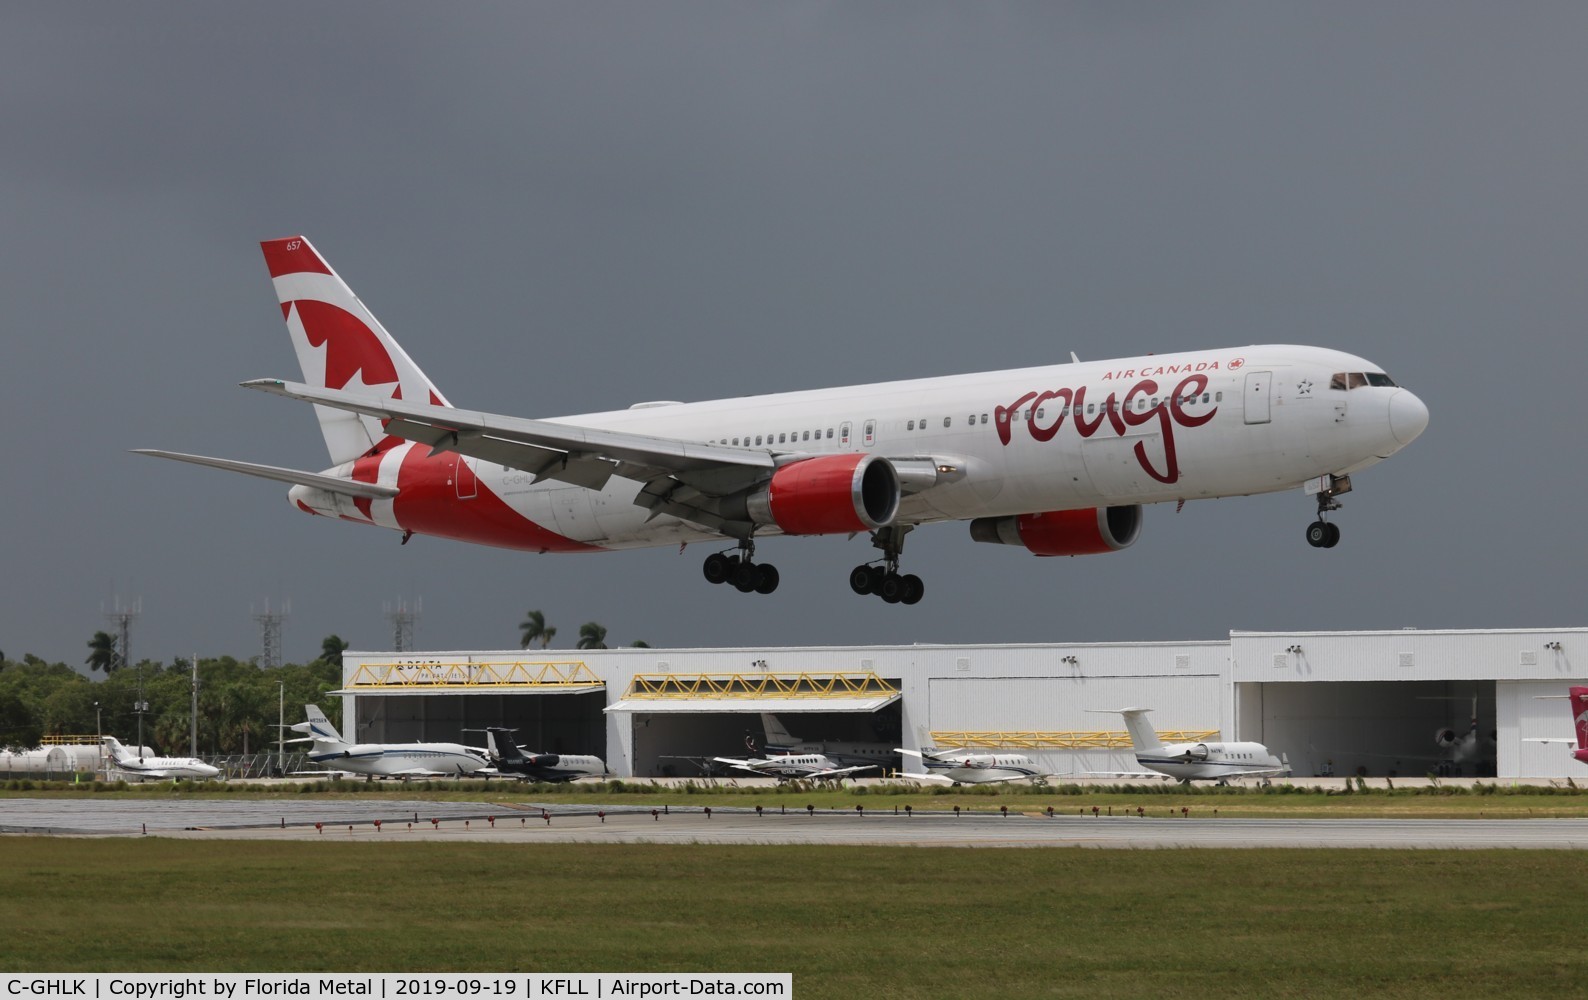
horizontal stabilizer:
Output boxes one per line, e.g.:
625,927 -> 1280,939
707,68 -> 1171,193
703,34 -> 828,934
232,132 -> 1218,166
132,450 -> 399,500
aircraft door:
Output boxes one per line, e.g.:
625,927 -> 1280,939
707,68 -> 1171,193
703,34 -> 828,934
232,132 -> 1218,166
453,455 -> 478,499
1243,371 -> 1273,425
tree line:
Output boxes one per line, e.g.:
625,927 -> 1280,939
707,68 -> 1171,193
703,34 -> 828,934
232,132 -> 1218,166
0,646 -> 343,754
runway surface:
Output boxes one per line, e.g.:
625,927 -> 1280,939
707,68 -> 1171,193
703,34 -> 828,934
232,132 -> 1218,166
4,798 -> 1588,848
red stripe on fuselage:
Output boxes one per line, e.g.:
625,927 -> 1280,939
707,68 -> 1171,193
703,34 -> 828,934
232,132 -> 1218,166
390,446 -> 599,553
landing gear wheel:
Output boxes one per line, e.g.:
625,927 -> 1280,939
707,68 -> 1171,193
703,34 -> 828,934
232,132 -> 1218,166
1306,521 -> 1331,548
1324,522 -> 1341,548
731,561 -> 758,591
879,573 -> 906,604
753,564 -> 780,595
900,574 -> 925,605
702,552 -> 731,585
849,565 -> 880,595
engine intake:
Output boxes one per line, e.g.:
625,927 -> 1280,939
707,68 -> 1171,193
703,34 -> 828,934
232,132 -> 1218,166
968,505 -> 1142,556
745,454 -> 900,535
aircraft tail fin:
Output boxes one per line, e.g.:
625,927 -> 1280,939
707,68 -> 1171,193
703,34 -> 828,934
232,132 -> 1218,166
1571,687 -> 1588,750
102,736 -> 132,763
303,704 -> 343,743
1115,709 -> 1165,752
486,728 -> 526,763
261,237 -> 451,466
760,713 -> 798,748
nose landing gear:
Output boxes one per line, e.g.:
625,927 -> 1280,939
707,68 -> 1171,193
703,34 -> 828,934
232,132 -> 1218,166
848,525 -> 924,605
1305,474 -> 1350,549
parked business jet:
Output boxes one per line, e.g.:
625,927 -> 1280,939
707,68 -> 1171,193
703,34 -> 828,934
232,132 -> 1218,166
894,746 -> 1048,785
1524,687 -> 1588,766
287,704 -> 488,778
137,237 -> 1428,605
102,736 -> 221,782
1102,708 -> 1290,785
476,727 -> 607,782
756,714 -> 900,771
712,753 -> 877,783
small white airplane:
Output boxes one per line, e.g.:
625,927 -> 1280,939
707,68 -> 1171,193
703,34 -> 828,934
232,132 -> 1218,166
137,236 -> 1428,606
287,704 -> 488,778
757,714 -> 900,771
894,746 -> 1048,785
1100,708 -> 1290,785
102,736 -> 221,782
711,752 -> 877,783
476,727 -> 606,782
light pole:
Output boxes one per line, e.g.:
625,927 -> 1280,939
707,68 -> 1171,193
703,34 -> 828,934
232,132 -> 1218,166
134,700 -> 149,761
94,701 -> 102,779
277,680 -> 285,778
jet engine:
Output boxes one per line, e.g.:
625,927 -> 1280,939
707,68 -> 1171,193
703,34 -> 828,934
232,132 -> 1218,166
743,454 -> 901,535
522,754 -> 560,767
968,505 -> 1142,556
1183,743 -> 1211,762
1434,728 -> 1459,750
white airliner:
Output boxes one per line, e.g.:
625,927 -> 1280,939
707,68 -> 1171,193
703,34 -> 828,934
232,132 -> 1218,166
1103,708 -> 1290,785
712,753 -> 877,783
287,704 -> 488,778
137,237 -> 1428,604
894,746 -> 1048,785
102,736 -> 221,782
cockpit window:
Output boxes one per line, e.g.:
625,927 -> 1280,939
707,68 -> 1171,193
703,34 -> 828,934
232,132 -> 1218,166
1330,371 -> 1399,390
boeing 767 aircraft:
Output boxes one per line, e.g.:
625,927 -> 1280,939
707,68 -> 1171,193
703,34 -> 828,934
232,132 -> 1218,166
138,237 -> 1428,605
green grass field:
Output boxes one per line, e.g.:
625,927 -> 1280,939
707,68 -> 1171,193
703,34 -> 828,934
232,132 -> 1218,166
3,838 -> 1585,999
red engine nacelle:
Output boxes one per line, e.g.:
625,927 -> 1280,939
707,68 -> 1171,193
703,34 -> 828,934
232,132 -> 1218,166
747,454 -> 900,535
968,505 -> 1143,556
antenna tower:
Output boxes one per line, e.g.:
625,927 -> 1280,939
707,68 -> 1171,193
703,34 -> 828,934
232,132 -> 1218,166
253,598 -> 291,669
384,598 -> 422,652
103,598 -> 141,672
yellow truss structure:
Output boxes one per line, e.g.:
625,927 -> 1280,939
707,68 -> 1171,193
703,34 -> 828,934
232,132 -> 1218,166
621,671 -> 899,700
929,729 -> 1220,749
41,734 -> 101,745
343,661 -> 604,690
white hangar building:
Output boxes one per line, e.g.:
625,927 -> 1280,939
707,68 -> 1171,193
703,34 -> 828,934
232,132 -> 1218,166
334,625 -> 1585,780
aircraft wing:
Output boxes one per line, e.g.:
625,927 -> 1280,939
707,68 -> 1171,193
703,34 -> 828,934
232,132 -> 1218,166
808,764 -> 878,780
241,379 -> 958,533
244,379 -> 774,496
131,450 -> 399,500
893,771 -> 957,784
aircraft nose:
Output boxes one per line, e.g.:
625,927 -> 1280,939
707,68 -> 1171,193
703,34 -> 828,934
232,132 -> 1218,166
1388,389 -> 1429,447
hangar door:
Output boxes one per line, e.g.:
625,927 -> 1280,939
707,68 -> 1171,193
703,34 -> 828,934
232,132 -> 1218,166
605,671 -> 902,776
337,659 -> 607,756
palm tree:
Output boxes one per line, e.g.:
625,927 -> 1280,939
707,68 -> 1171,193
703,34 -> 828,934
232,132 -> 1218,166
85,631 -> 118,673
630,640 -> 651,648
576,622 -> 608,650
519,610 -> 557,649
319,635 -> 350,668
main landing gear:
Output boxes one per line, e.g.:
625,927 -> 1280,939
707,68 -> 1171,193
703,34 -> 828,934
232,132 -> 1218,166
1305,474 -> 1351,549
702,540 -> 780,595
849,525 -> 924,605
